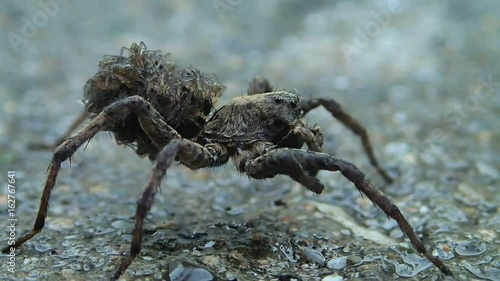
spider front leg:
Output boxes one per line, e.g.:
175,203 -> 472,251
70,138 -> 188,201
246,77 -> 392,184
2,96 -> 179,254
243,148 -> 452,276
300,97 -> 394,184
113,139 -> 226,280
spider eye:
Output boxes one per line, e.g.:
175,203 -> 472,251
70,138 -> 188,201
290,100 -> 297,108
274,97 -> 284,104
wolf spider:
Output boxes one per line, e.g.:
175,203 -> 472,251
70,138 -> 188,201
4,42 -> 452,279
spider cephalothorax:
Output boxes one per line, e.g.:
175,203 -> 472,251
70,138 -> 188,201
5,43 -> 452,279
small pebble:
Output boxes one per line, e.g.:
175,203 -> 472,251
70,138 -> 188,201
327,256 -> 348,270
23,257 -> 39,265
302,247 -> 326,266
61,268 -> 75,276
455,183 -> 485,206
68,263 -> 83,271
476,162 -> 498,179
386,246 -> 433,277
432,243 -> 454,260
455,240 -> 487,256
436,205 -> 468,222
111,219 -> 133,229
461,260 -> 500,281
340,229 -> 351,236
28,270 -> 41,277
47,218 -> 74,231
226,206 -> 244,216
419,205 -> 429,214
34,243 -> 52,253
321,275 -> 343,281
168,261 -> 216,281
204,241 -> 216,248
390,228 -> 404,239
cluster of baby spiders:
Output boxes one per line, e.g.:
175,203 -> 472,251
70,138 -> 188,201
4,42 -> 452,279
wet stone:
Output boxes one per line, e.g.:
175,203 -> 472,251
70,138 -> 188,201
321,275 -> 343,281
133,268 -> 154,277
313,233 -> 330,240
61,268 -> 75,276
23,257 -> 40,266
455,183 -> 485,206
390,228 -> 404,239
226,206 -> 244,216
82,230 -> 94,239
454,239 -> 487,256
57,247 -> 88,259
475,161 -> 499,179
302,247 -> 326,266
460,260 -> 500,281
225,272 -> 237,281
34,243 -> 52,253
120,233 -> 133,242
168,260 -> 216,281
68,263 -> 83,271
93,227 -> 116,236
435,204 -> 469,222
432,225 -> 450,235
111,219 -> 134,229
96,245 -> 121,256
432,243 -> 455,260
204,240 -> 216,248
383,246 -> 433,277
47,217 -> 74,231
340,229 -> 351,236
28,270 -> 41,278
326,256 -> 348,270
445,160 -> 469,171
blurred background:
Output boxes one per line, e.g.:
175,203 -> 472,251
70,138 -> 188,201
0,1 -> 498,280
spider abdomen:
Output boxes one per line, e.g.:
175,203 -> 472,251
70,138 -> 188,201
82,42 -> 225,158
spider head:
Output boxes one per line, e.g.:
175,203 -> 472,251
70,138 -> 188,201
263,91 -> 302,131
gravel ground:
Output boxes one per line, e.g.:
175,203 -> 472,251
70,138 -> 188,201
0,1 -> 499,281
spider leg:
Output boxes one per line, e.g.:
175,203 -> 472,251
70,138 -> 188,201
244,148 -> 452,276
113,139 -> 225,280
300,97 -> 394,184
243,149 -> 324,194
2,96 -> 179,254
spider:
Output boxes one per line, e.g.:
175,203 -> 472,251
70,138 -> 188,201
4,42 -> 452,279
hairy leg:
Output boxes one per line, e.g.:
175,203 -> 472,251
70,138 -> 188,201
300,97 -> 394,184
113,139 -> 225,280
243,148 -> 451,276
2,96 -> 179,254
246,77 -> 392,183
